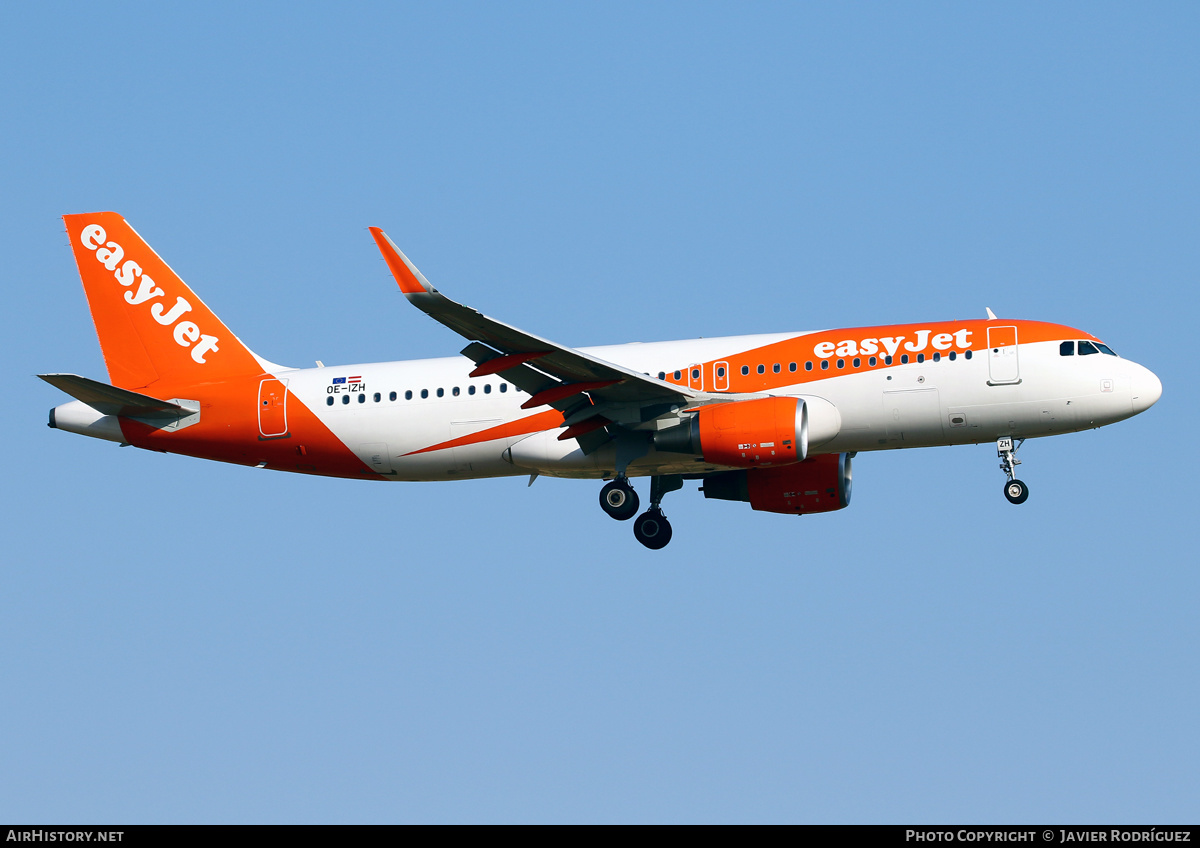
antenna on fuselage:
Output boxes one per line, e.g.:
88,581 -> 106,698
985,307 -> 997,320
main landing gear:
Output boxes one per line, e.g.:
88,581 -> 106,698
633,508 -> 671,550
599,477 -> 640,521
997,436 -> 1029,505
598,475 -> 683,549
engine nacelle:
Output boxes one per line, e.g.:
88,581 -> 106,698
654,396 -> 807,468
701,453 -> 853,515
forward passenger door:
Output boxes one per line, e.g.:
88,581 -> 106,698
987,326 -> 1020,385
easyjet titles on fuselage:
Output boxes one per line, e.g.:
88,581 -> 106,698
812,328 -> 974,359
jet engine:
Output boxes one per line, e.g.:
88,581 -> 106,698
700,453 -> 853,515
653,396 -> 808,468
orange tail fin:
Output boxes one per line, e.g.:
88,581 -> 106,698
63,212 -> 270,392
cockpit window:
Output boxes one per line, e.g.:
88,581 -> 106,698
1060,341 -> 1074,356
1096,343 -> 1118,356
1078,341 -> 1099,356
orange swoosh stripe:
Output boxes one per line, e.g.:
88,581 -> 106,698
404,409 -> 564,456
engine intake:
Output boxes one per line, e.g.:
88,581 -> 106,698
701,453 -> 853,515
654,396 -> 808,468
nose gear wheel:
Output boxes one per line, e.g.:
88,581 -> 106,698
1004,479 -> 1029,504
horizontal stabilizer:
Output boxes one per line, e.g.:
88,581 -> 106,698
38,373 -> 186,419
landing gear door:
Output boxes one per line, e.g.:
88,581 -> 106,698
987,326 -> 1020,385
258,378 -> 289,437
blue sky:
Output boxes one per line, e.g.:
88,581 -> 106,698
2,2 -> 1197,823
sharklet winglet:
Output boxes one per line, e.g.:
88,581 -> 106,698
369,227 -> 434,295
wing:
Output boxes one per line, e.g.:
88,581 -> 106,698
369,228 -> 732,450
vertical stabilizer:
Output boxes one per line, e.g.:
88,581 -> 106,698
63,212 -> 270,392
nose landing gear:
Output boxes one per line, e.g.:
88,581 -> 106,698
997,437 -> 1029,504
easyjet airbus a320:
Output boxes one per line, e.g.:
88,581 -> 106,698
43,213 -> 1162,549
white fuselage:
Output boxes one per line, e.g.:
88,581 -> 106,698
280,332 -> 1156,481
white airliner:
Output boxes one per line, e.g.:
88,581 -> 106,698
43,212 -> 1162,549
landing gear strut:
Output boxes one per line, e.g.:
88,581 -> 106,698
997,436 -> 1029,504
633,475 -> 683,550
599,477 -> 639,521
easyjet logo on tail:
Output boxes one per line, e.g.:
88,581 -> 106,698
79,224 -> 220,364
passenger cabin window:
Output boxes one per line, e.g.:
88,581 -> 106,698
789,362 -> 797,372
373,392 -> 381,402
820,361 -> 829,370
358,393 -> 366,403
716,366 -> 726,378
741,365 -> 750,376
326,396 -> 334,406
437,388 -> 445,397
469,385 -> 476,395
868,356 -> 877,366
658,372 -> 665,380
757,364 -> 765,374
901,354 -> 909,364
1060,341 -> 1075,356
484,384 -> 492,394
1078,341 -> 1099,356
342,395 -> 350,405
452,387 -> 460,397
389,391 -> 397,401
421,389 -> 428,399
772,363 -> 780,373
500,384 -> 507,393
405,390 -> 412,400
673,370 -> 682,380
805,362 -> 813,371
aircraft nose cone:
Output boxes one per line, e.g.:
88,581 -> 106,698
1130,367 -> 1162,414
